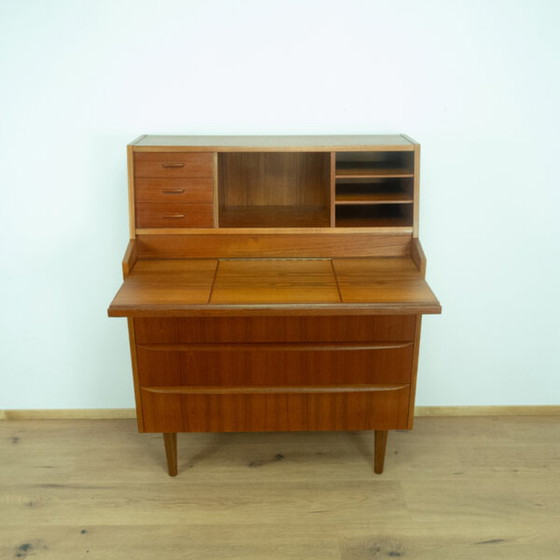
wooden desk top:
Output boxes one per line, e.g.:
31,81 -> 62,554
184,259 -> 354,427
108,257 -> 441,317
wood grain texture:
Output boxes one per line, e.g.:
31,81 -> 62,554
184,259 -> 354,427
211,259 -> 340,304
134,342 -> 414,387
108,257 -> 441,316
108,259 -> 218,314
374,430 -> 388,474
410,237 -> 427,275
134,152 -> 213,177
135,202 -> 214,228
163,433 -> 177,476
135,232 -> 412,259
121,239 -> 137,277
2,417 -> 559,558
132,315 -> 417,343
219,152 -> 330,207
219,206 -> 330,228
332,257 -> 440,310
139,385 -> 410,432
135,177 -> 214,203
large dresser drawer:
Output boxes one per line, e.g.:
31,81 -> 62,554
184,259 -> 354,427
135,177 -> 214,203
139,384 -> 410,432
134,152 -> 214,178
135,341 -> 414,386
136,202 -> 214,228
133,316 -> 417,344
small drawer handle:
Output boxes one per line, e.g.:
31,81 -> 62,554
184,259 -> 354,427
161,162 -> 185,168
161,189 -> 186,194
163,214 -> 185,219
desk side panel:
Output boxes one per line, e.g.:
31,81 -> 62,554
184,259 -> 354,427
127,318 -> 145,432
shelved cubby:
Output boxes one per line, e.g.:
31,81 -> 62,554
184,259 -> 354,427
334,152 -> 415,227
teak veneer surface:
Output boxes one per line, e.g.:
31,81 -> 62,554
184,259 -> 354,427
132,134 -> 416,151
133,315 -> 418,344
139,385 -> 411,433
134,231 -> 413,259
108,257 -> 440,317
210,259 -> 340,304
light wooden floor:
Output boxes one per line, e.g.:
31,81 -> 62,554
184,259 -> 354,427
1,416 -> 559,559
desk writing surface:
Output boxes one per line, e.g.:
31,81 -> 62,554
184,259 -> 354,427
109,259 -> 217,311
332,258 -> 439,304
108,257 -> 440,317
211,259 -> 340,304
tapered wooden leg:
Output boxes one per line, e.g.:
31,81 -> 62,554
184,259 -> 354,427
163,433 -> 178,477
374,430 -> 388,474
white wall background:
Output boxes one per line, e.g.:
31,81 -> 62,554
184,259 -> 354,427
1,0 -> 559,409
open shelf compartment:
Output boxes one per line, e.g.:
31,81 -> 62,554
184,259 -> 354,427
218,152 -> 331,228
335,151 -> 414,178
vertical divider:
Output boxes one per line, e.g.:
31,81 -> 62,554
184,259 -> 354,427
330,152 -> 337,227
213,152 -> 219,228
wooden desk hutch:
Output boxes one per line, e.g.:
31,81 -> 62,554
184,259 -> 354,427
108,135 -> 441,476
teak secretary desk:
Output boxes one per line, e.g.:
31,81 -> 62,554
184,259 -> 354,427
108,135 -> 441,476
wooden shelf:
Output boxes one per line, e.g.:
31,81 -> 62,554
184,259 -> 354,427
219,206 -> 330,228
335,216 -> 412,228
335,192 -> 413,205
335,163 -> 413,179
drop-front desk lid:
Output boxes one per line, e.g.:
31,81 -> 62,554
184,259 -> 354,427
108,257 -> 441,317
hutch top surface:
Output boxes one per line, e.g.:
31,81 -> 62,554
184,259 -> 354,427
131,134 -> 416,151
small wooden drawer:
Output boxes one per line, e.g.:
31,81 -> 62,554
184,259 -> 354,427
135,178 -> 214,203
139,385 -> 411,432
136,203 -> 214,228
134,152 -> 213,178
135,342 -> 414,386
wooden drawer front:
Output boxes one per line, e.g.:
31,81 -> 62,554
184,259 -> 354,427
134,152 -> 213,178
135,178 -> 213,203
136,343 -> 414,386
134,316 -> 417,344
139,385 -> 410,432
136,203 -> 214,228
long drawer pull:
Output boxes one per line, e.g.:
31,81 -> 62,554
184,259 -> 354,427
163,214 -> 185,219
138,341 -> 413,352
161,162 -> 185,168
143,384 -> 409,395
161,189 -> 186,194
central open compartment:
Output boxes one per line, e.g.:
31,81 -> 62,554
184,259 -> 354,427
218,152 -> 331,227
